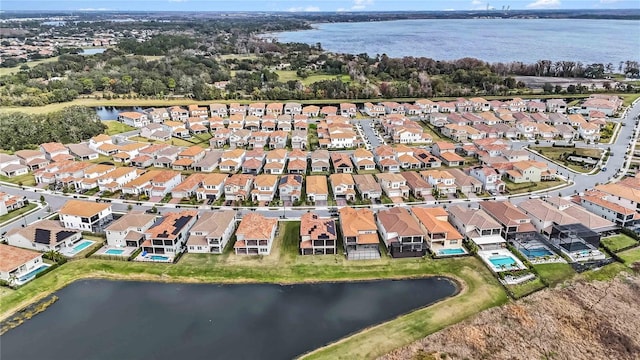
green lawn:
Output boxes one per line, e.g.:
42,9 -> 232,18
601,234 -> 639,253
618,247 -> 640,266
0,222 -> 507,360
529,146 -> 603,173
103,120 -> 136,134
622,93 -> 640,107
0,173 -> 36,186
504,179 -> 566,194
274,70 -> 351,86
533,263 -> 575,286
506,277 -> 546,299
579,262 -> 632,282
0,203 -> 37,224
418,122 -> 454,143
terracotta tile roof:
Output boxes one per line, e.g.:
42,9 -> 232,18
226,174 -> 254,187
306,175 -> 328,194
146,210 -> 197,240
377,207 -> 423,237
338,207 -> 377,243
189,210 -> 236,238
106,212 -> 157,232
41,142 -> 67,153
300,212 -> 337,241
479,201 -> 530,227
173,174 -> 206,192
254,174 -> 278,188
411,207 -> 462,239
179,146 -> 205,158
59,199 -> 110,217
235,213 -> 278,241
448,205 -> 501,231
201,173 -> 228,186
91,134 -> 112,143
330,173 -> 354,186
0,244 -> 42,272
287,159 -> 307,170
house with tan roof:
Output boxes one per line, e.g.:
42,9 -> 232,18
251,174 -> 279,203
195,173 -> 228,201
248,102 -> 266,117
290,129 -> 307,150
448,205 -> 503,250
415,99 -> 438,113
105,212 -> 157,248
219,149 -> 246,173
420,169 -> 456,194
352,174 -> 382,201
306,175 -> 328,203
265,102 -> 283,116
168,106 -> 189,121
234,213 -> 278,255
244,116 -> 261,131
66,143 -> 99,162
264,149 -> 288,175
400,171 -> 432,199
543,197 -> 617,232
284,102 -> 302,115
0,192 -> 26,216
40,142 -> 69,161
187,210 -> 237,254
59,199 -> 112,233
339,207 -> 380,260
15,149 -> 49,171
469,165 -> 505,193
518,199 -> 586,235
591,183 -> 640,221
363,102 -> 385,117
448,168 -> 482,195
351,148 -> 376,171
302,105 -> 320,118
373,145 -> 400,172
287,151 -> 308,174
269,130 -> 288,149
242,149 -> 265,175
375,173 -> 409,200
225,174 -> 254,202
162,120 -> 190,139
330,152 -> 354,174
411,207 -> 464,255
171,173 -> 207,199
577,190 -> 640,227
377,207 -> 426,258
505,160 -> 555,183
209,103 -> 228,117
278,174 -> 303,203
95,167 -> 138,192
228,103 -> 247,117
141,210 -> 198,260
0,154 -> 28,178
229,129 -> 251,148
546,99 -> 567,113
0,244 -> 45,285
330,173 -> 356,201
6,220 -> 82,252
339,103 -> 357,118
186,117 -> 209,134
118,111 -> 149,127
311,150 -> 330,173
300,212 -> 337,255
121,170 -> 182,197
193,149 -> 222,173
479,201 -> 537,240
188,104 -> 209,119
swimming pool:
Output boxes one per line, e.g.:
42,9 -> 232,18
72,240 -> 94,253
17,264 -> 51,283
105,249 -> 125,255
520,247 -> 554,258
560,242 -> 591,252
489,255 -> 517,268
149,255 -> 170,261
438,248 -> 466,255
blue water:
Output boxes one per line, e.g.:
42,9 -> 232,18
150,255 -> 169,261
72,240 -> 94,253
105,249 -> 125,255
489,255 -> 517,268
17,265 -> 50,282
521,247 -> 554,258
438,248 -> 466,255
82,48 -> 106,55
271,19 -> 640,64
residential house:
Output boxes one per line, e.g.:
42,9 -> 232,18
351,148 -> 376,171
174,146 -> 206,170
265,102 -> 283,116
186,210 -> 237,254
162,121 -> 190,139
186,117 -> 209,134
330,152 -> 354,174
228,103 -> 246,117
0,154 -> 28,177
448,168 -> 482,195
339,207 -> 380,260
278,175 -> 303,203
320,106 -> 338,117
376,173 -> 409,200
251,174 -> 278,203
7,220 -> 82,252
118,111 -> 149,127
40,142 -> 70,161
121,170 -> 182,197
363,102 -> 386,117
105,212 -> 157,248
96,167 -> 139,192
261,149 -> 286,175
248,102 -> 266,117
448,205 -> 503,250
306,175 -> 329,203
413,148 -> 441,169
0,192 -> 26,216
66,143 -> 99,161
0,244 -> 44,285
300,212 -> 337,255
291,130 -> 307,150
209,127 -> 231,148
140,123 -> 171,141
141,210 -> 198,258
154,146 -> 182,168
59,200 -> 112,233
330,173 -> 356,201
209,103 -> 228,117
302,105 -> 320,118
188,104 -> 209,119
352,174 -> 382,201
479,201 -> 537,239
167,106 -> 189,121
311,150 -> 330,173
193,150 -> 222,173
411,207 -> 464,255
421,169 -> 456,195
505,160 -> 555,183
578,190 -> 640,227
268,131 -> 288,149
242,149 -> 265,175
469,166 -> 505,192
224,174 -> 254,202
377,207 -> 426,258
284,102 -> 302,115
219,149 -> 246,173
171,174 -> 207,200
234,213 -> 278,255
287,149 -> 307,174
546,99 -> 567,113
374,145 -> 400,172
144,107 -> 170,123
401,172 -> 432,199
229,129 -> 251,148
470,97 -> 491,112
578,122 -> 601,142
340,103 -> 357,118
431,142 -> 456,157
194,173 -> 228,202
15,149 -> 49,171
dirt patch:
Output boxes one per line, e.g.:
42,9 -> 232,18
381,274 -> 640,360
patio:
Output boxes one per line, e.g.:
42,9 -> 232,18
511,232 -> 565,264
95,246 -> 137,258
478,249 -> 528,273
59,239 -> 96,257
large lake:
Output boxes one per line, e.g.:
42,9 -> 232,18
271,19 -> 640,64
1,278 -> 457,360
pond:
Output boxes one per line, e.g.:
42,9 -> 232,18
1,278 -> 457,360
82,48 -> 107,55
95,106 -> 144,120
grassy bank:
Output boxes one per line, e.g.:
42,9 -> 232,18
601,234 -> 639,252
0,203 -> 38,224
104,120 -> 136,134
504,179 -> 566,194
529,146 -> 603,173
0,223 -> 506,360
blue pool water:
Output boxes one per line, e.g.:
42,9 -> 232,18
149,255 -> 169,261
17,264 -> 51,282
489,255 -> 517,268
438,248 -> 466,255
105,249 -> 125,255
72,240 -> 94,253
521,248 -> 554,258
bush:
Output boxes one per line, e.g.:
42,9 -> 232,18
128,248 -> 142,261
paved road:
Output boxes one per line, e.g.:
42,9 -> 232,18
2,99 -> 639,234
357,119 -> 384,148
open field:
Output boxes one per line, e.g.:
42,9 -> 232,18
504,179 -> 566,194
129,132 -> 212,148
533,263 -> 575,286
0,173 -> 36,187
0,56 -> 60,76
619,247 -> 640,266
601,234 -> 639,253
274,70 -> 351,86
103,120 -> 136,135
0,222 -> 507,360
506,277 -> 546,299
529,146 -> 603,173
0,203 -> 37,224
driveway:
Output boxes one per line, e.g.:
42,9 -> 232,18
359,119 -> 383,148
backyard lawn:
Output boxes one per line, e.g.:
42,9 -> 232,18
601,234 -> 639,252
618,247 -> 640,266
0,203 -> 37,224
103,120 -> 136,134
506,277 -> 546,299
0,173 -> 36,186
533,263 -> 576,286
504,179 -> 566,194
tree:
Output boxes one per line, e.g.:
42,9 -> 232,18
542,82 -> 553,94
127,204 -> 133,212
167,78 -> 176,91
567,84 -> 577,94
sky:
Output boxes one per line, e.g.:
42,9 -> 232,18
2,0 -> 640,12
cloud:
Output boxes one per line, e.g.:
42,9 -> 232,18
471,0 -> 483,5
351,0 -> 374,10
288,6 -> 320,12
526,0 -> 561,8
